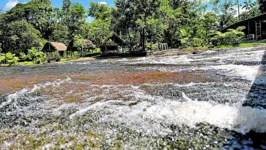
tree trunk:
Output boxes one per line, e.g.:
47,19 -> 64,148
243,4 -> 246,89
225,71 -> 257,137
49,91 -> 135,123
142,28 -> 145,52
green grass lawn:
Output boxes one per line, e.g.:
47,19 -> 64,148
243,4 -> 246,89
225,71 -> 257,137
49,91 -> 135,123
18,61 -> 35,66
238,42 -> 266,47
60,57 -> 78,62
181,42 -> 266,51
215,42 -> 266,49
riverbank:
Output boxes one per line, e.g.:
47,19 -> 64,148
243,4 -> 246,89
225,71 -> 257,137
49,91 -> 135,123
1,42 -> 265,67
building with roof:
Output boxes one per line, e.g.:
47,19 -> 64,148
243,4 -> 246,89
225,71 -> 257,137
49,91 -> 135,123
222,13 -> 266,40
42,42 -> 67,57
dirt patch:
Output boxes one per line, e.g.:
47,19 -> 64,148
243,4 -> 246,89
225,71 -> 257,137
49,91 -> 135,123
69,57 -> 96,62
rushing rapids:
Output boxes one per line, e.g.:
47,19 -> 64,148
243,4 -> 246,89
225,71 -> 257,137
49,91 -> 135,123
0,47 -> 266,149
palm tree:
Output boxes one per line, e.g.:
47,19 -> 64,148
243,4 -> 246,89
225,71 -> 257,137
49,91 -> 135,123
258,0 -> 266,13
242,0 -> 255,11
236,0 -> 241,20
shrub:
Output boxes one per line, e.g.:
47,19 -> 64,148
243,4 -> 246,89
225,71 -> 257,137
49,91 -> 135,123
210,26 -> 245,46
146,42 -> 159,50
181,37 -> 189,46
0,53 -> 5,63
225,26 -> 245,45
19,52 -> 28,61
28,47 -> 47,64
191,38 -> 203,47
5,52 -> 19,66
90,48 -> 101,54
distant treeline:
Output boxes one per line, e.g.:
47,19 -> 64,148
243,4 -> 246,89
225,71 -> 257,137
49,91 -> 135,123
0,0 -> 265,55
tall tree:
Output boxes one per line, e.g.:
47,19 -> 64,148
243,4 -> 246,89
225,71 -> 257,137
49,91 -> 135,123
30,0 -> 54,39
112,0 -> 167,51
161,0 -> 192,47
236,0 -> 241,20
199,12 -> 218,44
68,3 -> 86,38
258,0 -> 266,13
242,0 -> 255,11
61,0 -> 72,26
84,2 -> 112,46
89,2 -> 111,20
1,21 -> 44,54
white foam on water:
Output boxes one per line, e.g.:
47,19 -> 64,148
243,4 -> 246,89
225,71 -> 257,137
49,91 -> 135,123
69,85 -> 266,135
99,60 -> 109,63
127,55 -> 193,65
124,47 -> 265,66
118,58 -> 129,62
204,65 -> 260,81
191,48 -> 265,63
0,89 -> 28,109
0,77 -> 72,110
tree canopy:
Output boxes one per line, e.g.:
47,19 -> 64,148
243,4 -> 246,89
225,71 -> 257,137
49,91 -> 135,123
0,0 -> 261,56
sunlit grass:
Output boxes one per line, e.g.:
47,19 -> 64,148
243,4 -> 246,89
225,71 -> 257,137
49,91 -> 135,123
60,57 -> 78,62
215,42 -> 266,49
238,42 -> 266,47
181,42 -> 266,51
18,61 -> 35,66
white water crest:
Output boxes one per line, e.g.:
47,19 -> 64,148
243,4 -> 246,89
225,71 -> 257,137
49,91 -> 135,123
0,77 -> 72,110
125,47 -> 266,66
201,65 -> 260,81
67,84 -> 266,135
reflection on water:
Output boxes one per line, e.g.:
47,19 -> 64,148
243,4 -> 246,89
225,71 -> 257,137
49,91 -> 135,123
0,46 -> 266,149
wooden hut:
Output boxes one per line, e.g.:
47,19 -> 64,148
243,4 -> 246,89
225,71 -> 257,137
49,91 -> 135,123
67,39 -> 96,52
222,13 -> 266,40
42,42 -> 67,57
100,34 -> 126,54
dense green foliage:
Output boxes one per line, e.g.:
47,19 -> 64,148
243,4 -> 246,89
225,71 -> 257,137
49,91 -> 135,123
0,52 -> 19,66
1,21 -> 44,54
28,47 -> 47,64
0,0 -> 263,65
211,26 -> 246,46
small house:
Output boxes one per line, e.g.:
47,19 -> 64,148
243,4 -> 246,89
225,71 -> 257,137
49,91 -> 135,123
67,39 -> 96,52
222,13 -> 266,40
100,34 -> 126,54
42,42 -> 67,57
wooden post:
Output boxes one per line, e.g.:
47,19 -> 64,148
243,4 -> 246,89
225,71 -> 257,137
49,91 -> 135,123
248,21 -> 250,35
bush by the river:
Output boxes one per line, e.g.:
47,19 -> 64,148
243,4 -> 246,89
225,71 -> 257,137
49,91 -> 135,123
211,26 -> 245,47
0,52 -> 19,66
28,47 -> 47,64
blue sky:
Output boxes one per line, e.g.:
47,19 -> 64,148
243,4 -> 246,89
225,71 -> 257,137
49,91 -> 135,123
0,0 -> 257,18
1,0 -> 114,22
1,0 -> 114,11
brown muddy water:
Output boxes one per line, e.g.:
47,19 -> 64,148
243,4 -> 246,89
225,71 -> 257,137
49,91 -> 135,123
1,47 -> 266,149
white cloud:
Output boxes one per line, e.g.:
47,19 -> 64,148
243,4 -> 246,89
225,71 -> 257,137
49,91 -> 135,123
98,1 -> 107,5
4,0 -> 19,11
233,6 -> 248,17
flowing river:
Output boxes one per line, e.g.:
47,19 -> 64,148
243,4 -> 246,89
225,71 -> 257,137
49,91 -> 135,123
0,46 -> 266,149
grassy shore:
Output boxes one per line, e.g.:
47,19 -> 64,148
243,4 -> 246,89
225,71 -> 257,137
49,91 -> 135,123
1,42 -> 265,67
182,42 -> 266,51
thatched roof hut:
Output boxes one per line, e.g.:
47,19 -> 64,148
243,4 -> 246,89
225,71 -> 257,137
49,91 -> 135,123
100,34 -> 126,53
67,39 -> 96,51
42,42 -> 67,52
102,34 -> 125,46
